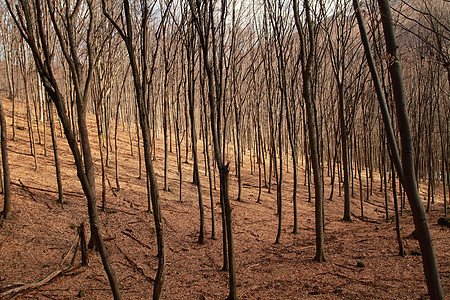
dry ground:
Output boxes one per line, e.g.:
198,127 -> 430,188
0,97 -> 448,299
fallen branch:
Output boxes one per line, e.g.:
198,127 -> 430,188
97,205 -> 137,216
0,232 -> 79,298
116,244 -> 153,283
18,179 -> 38,202
329,272 -> 371,285
121,231 -> 151,250
0,282 -> 26,293
11,181 -> 84,198
351,213 -> 381,224
18,179 -> 52,210
0,234 -> 10,248
0,270 -> 63,298
333,263 -> 359,272
106,175 -> 118,197
163,216 -> 177,233
364,199 -> 395,212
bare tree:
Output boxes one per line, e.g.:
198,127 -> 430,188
102,0 -> 172,298
353,0 -> 444,298
189,0 -> 238,297
293,0 -> 325,262
6,1 -> 122,298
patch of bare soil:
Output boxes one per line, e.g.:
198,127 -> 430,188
0,98 -> 448,299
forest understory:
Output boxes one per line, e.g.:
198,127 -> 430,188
0,98 -> 448,299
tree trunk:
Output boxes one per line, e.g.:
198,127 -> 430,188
339,83 -> 351,222
114,96 -> 121,191
135,102 -> 142,179
0,97 -> 11,224
375,1 -> 444,298
293,0 -> 325,262
200,62 -> 216,239
391,160 -> 405,257
95,100 -> 107,212
188,35 -> 205,244
47,100 -> 64,204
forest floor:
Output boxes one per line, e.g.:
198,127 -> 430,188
0,97 -> 448,300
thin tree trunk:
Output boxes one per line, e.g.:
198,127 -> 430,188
0,97 -> 11,224
293,0 -> 325,262
135,102 -> 142,179
95,100 -> 107,211
383,134 -> 389,220
47,100 -> 64,204
188,30 -> 204,243
339,83 -> 351,222
391,160 -> 405,257
200,62 -> 215,239
114,97 -> 121,191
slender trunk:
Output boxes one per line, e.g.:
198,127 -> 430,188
328,142 -> 338,200
293,0 -> 325,262
0,98 -> 11,224
34,81 -> 42,145
358,137 -> 364,217
437,92 -> 447,216
234,102 -> 242,202
383,135 -> 389,220
392,160 -> 405,256
189,59 -> 204,244
47,100 -> 64,204
135,102 -> 142,179
163,89 -> 169,191
184,89 -> 190,164
22,64 -> 38,171
8,61 -> 16,141
301,117 -> 311,199
114,98 -> 121,191
128,122 -> 133,156
339,84 -> 351,221
176,110 -> 182,204
175,81 -> 183,204
304,80 -> 325,261
200,65 -> 215,238
257,118 -> 262,203
275,96 -> 283,244
95,102 -> 107,211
